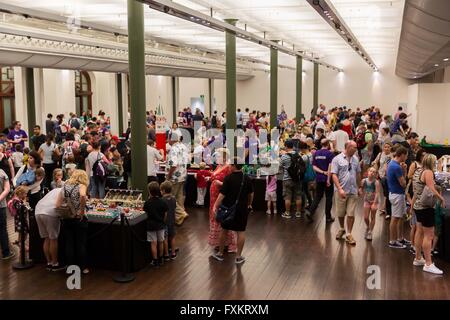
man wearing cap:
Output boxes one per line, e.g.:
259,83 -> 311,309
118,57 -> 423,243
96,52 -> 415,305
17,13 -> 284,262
166,132 -> 190,225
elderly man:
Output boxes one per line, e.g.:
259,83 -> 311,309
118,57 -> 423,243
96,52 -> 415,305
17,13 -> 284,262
166,132 -> 189,225
331,141 -> 361,245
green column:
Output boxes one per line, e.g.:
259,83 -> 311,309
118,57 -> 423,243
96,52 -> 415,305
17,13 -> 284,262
296,56 -> 303,122
26,68 -> 36,149
270,44 -> 278,129
208,78 -> 213,117
116,73 -> 124,135
312,62 -> 319,118
225,19 -> 237,131
172,76 -> 177,124
127,0 -> 148,197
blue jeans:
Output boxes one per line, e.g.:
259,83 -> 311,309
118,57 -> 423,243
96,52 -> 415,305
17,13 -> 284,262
0,207 -> 11,258
89,176 -> 106,199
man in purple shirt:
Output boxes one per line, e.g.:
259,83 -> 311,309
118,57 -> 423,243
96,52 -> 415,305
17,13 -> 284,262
7,121 -> 28,149
306,139 -> 335,223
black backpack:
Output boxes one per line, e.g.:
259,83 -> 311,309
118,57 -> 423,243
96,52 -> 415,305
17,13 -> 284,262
211,115 -> 217,128
287,153 -> 306,182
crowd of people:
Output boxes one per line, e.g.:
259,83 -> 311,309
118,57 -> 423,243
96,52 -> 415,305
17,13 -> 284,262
0,103 -> 447,276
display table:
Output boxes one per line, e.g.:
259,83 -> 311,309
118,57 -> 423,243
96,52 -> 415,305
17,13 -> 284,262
420,142 -> 450,159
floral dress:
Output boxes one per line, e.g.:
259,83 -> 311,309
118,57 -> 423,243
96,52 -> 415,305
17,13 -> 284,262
208,165 -> 237,252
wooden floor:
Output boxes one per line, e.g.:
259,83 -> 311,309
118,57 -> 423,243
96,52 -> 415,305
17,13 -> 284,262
2,199 -> 450,300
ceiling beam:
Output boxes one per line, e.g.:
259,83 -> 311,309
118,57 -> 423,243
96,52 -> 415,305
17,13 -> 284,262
305,0 -> 378,71
142,0 -> 343,72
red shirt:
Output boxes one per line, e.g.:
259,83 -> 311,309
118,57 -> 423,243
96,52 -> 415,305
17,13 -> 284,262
196,169 -> 212,188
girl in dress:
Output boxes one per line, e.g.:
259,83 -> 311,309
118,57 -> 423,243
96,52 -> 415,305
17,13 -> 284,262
207,148 -> 237,253
359,167 -> 381,241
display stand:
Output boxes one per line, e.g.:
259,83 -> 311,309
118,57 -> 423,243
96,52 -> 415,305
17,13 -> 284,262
113,212 -> 135,283
13,206 -> 33,270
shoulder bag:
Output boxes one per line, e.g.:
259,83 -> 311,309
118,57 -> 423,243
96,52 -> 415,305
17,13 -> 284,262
215,174 -> 246,224
419,171 -> 437,208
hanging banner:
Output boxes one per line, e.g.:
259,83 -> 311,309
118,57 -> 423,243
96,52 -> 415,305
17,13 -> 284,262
155,103 -> 167,158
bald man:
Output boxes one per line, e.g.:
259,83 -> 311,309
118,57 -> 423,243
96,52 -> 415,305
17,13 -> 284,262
331,140 -> 362,245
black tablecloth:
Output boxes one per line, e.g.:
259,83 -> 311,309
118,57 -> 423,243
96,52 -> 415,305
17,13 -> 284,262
439,191 -> 450,262
422,146 -> 450,159
29,214 -> 149,272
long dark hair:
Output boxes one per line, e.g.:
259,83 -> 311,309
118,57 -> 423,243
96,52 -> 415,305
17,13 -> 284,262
46,133 -> 54,146
29,150 -> 42,167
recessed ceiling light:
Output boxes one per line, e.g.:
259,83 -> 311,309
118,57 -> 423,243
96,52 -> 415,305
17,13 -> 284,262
444,58 -> 449,61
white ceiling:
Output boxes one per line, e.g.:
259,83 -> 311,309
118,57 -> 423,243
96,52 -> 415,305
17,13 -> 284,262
0,0 -> 405,67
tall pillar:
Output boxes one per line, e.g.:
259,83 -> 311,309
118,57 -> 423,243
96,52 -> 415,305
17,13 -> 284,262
270,43 -> 278,129
116,73 -> 124,135
171,77 -> 177,124
127,0 -> 148,197
208,78 -> 214,117
296,56 -> 303,122
25,68 -> 36,149
312,62 -> 319,117
225,19 -> 237,131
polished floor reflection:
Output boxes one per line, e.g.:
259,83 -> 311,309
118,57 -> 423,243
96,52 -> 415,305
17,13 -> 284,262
1,200 -> 450,300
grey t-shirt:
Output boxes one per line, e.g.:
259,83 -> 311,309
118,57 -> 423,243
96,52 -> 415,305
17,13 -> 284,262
331,152 -> 361,195
0,169 -> 9,208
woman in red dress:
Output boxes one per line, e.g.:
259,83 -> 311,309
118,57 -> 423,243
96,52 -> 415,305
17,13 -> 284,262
208,149 -> 237,253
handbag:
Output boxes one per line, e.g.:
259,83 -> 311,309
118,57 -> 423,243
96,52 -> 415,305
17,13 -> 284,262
420,185 -> 437,208
55,184 -> 78,219
215,174 -> 246,224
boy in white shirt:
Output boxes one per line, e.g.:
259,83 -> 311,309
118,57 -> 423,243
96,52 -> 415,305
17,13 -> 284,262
11,144 -> 24,173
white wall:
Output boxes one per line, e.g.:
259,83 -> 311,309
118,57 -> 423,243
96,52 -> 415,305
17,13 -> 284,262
13,67 -> 28,133
145,75 -> 173,124
91,72 -> 119,134
411,83 -> 450,143
408,84 -> 419,132
179,77 -> 209,114
42,69 -> 75,121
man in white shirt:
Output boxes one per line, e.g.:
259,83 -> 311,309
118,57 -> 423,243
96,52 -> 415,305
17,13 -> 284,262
314,114 -> 326,136
236,109 -> 243,129
241,108 -> 250,127
329,122 -> 349,153
147,140 -> 163,183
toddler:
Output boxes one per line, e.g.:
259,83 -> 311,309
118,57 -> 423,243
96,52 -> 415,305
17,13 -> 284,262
11,144 -> 24,173
265,175 -> 277,214
194,162 -> 211,207
22,147 -> 30,166
8,186 -> 30,251
51,168 -> 64,190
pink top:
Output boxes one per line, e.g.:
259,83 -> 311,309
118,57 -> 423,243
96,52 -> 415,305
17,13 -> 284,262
266,175 -> 277,193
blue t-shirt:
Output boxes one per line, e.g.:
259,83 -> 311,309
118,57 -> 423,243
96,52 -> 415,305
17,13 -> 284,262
387,160 -> 404,194
390,119 -> 401,135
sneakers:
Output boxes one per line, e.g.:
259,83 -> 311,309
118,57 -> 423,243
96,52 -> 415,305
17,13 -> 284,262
46,263 -> 53,271
171,253 -> 177,260
336,229 -> 346,240
235,256 -> 246,264
389,241 -> 406,249
1,251 -> 16,260
295,212 -> 302,218
51,263 -> 66,272
281,212 -> 292,219
326,217 -> 335,223
366,231 -> 373,241
149,259 -> 160,267
164,255 -> 171,262
398,239 -> 411,246
273,209 -> 277,214
266,210 -> 272,215
423,263 -> 443,275
413,258 -> 426,266
212,253 -> 224,261
345,234 -> 356,245
385,214 -> 391,220
409,246 -> 416,255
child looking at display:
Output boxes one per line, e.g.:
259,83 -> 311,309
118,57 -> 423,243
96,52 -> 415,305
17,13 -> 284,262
194,162 -> 211,207
11,144 -> 24,174
144,181 -> 168,267
265,174 -> 277,215
359,167 -> 381,241
160,181 -> 178,260
8,186 -> 30,252
51,168 -> 64,190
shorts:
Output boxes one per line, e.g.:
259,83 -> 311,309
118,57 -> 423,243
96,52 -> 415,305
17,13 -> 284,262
165,225 -> 176,238
265,191 -> 277,202
147,229 -> 165,242
414,208 -> 435,228
36,214 -> 61,240
335,194 -> 358,218
389,193 -> 406,218
363,201 -> 378,209
283,180 -> 302,201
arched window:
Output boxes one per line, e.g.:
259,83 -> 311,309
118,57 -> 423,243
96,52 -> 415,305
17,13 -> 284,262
75,70 -> 92,116
0,66 -> 15,131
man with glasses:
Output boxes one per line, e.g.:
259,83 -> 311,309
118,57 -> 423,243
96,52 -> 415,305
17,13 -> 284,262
331,140 -> 361,245
7,121 -> 28,150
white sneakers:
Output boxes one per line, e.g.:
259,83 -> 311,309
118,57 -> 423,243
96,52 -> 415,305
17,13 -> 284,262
413,258 -> 426,266
423,263 -> 443,275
